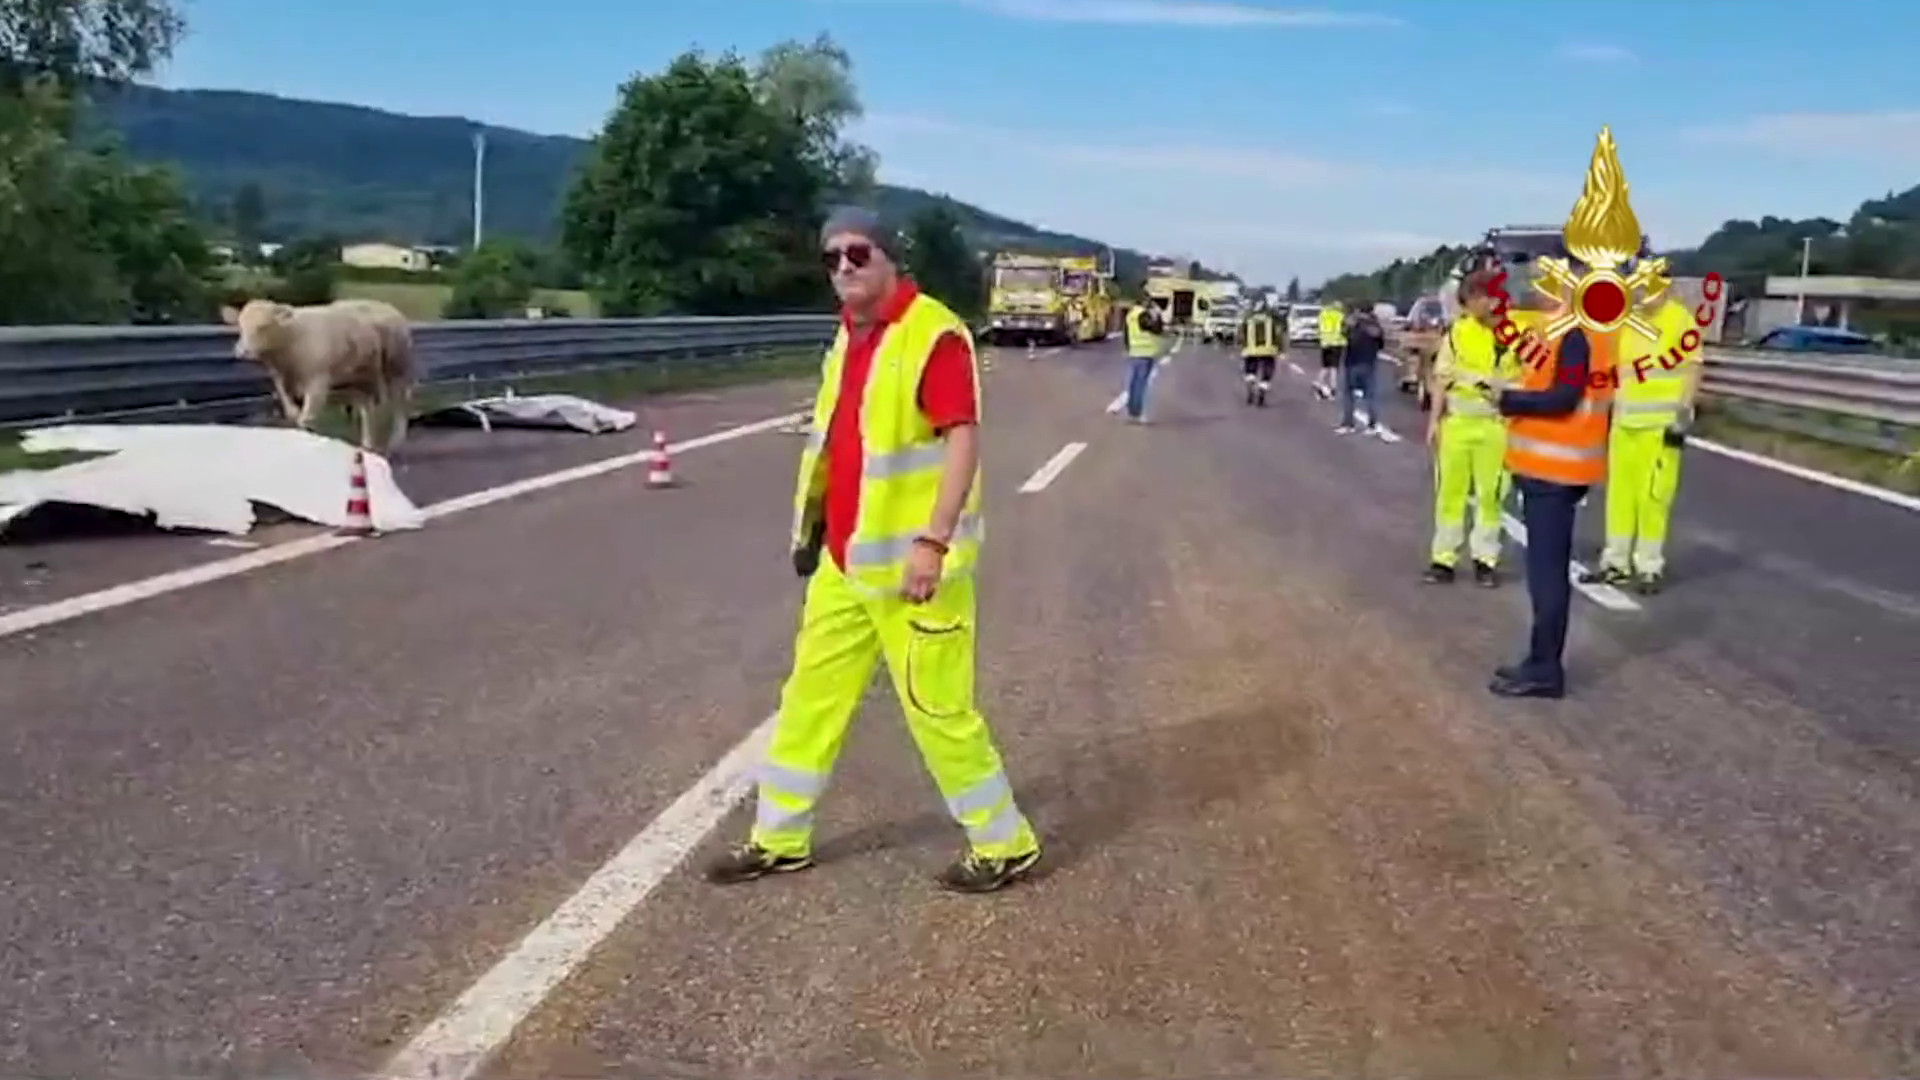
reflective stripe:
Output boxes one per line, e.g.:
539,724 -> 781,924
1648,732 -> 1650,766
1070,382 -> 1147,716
847,511 -> 984,570
969,803 -> 1026,847
947,771 -> 1012,818
1445,398 -> 1499,417
1614,400 -> 1679,418
1433,522 -> 1466,548
1508,434 -> 1605,462
760,760 -> 828,800
754,798 -> 813,835
865,441 -> 947,479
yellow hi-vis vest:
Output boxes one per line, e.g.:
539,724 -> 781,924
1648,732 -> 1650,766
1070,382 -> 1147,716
1126,306 -> 1165,358
1242,313 -> 1279,357
1439,316 -> 1522,419
793,293 -> 983,593
1614,299 -> 1697,429
1318,307 -> 1346,346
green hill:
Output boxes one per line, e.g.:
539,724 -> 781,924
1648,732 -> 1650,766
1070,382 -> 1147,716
89,84 -> 1195,283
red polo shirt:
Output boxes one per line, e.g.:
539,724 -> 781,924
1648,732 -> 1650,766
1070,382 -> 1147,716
823,279 -> 980,571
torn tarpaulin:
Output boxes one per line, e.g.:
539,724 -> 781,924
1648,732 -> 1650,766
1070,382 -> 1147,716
417,393 -> 637,434
0,424 -> 423,537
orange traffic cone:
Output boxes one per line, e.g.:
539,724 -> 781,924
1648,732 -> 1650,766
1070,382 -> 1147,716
647,431 -> 675,488
340,449 -> 376,536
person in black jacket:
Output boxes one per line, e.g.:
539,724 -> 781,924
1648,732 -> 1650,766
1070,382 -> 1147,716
1337,302 -> 1388,436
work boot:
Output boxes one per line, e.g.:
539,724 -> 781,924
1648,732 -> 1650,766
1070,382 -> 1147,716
937,848 -> 1041,894
1256,388 -> 1269,407
1245,383 -> 1257,405
1578,566 -> 1631,587
1473,561 -> 1500,588
1636,572 -> 1665,595
1422,562 -> 1455,584
1489,670 -> 1565,699
705,842 -> 815,885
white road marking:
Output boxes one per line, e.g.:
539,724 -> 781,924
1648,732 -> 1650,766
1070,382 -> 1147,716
1500,511 -> 1643,612
0,411 -> 809,641
205,538 -> 259,549
1288,362 -> 1307,377
381,714 -> 778,1080
1691,436 -> 1920,514
1105,392 -> 1126,414
1019,442 -> 1088,493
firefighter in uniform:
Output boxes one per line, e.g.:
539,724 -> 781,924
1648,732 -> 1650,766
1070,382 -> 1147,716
1481,271 -> 1616,699
1424,269 -> 1522,587
1580,295 -> 1699,594
1240,300 -> 1281,406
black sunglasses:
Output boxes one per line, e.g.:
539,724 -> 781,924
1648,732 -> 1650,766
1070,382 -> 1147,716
820,242 -> 874,272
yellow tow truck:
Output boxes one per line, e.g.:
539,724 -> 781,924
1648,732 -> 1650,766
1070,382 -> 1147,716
1144,261 -> 1202,333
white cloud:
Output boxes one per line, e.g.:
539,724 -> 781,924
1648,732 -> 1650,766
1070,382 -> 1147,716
1682,110 -> 1920,163
1559,42 -> 1638,64
958,0 -> 1404,28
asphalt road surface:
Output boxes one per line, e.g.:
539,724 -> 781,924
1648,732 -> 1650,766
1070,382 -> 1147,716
2,338 -> 1916,1079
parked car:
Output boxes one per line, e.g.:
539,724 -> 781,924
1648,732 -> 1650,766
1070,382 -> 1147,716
1287,304 -> 1322,345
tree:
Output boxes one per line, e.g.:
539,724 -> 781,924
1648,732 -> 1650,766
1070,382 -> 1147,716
0,83 -> 215,323
1285,276 -> 1300,302
266,235 -> 339,305
752,34 -> 876,198
903,205 -> 983,318
0,0 -> 186,93
230,181 -> 265,261
562,50 -> 828,316
445,238 -> 537,319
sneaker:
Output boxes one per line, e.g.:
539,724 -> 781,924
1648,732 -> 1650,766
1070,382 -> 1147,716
1335,424 -> 1357,435
936,848 -> 1041,894
1422,562 -> 1455,584
705,842 -> 815,885
1577,566 -> 1631,586
1636,572 -> 1665,595
1473,561 -> 1500,588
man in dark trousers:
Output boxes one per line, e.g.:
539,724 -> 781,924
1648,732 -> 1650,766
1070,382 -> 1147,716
1479,273 -> 1615,699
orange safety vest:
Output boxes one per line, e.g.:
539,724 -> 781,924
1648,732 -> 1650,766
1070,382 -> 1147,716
1503,322 -> 1616,486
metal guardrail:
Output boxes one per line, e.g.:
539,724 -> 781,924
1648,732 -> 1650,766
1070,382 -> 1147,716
0,315 -> 837,427
1701,347 -> 1920,456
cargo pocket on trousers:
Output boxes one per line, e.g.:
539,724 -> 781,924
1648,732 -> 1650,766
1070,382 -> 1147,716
904,615 -> 972,720
1651,448 -> 1681,507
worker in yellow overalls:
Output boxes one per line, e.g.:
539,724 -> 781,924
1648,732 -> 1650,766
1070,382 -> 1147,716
1581,297 -> 1700,594
1240,300 -> 1281,407
1424,268 -> 1522,587
1314,301 -> 1346,400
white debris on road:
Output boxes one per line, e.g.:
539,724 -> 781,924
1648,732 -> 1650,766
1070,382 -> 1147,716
0,425 -> 424,537
418,393 -> 637,434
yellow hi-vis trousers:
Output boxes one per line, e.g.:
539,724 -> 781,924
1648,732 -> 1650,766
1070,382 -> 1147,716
750,556 -> 1040,861
1430,414 -> 1509,568
1601,425 -> 1684,576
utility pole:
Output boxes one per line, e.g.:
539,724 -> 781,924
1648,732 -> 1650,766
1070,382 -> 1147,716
471,127 -> 487,251
1796,235 -> 1812,324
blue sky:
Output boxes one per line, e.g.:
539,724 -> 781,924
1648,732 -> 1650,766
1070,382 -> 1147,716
163,0 -> 1920,287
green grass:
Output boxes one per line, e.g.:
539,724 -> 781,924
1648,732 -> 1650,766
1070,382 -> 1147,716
1693,407 -> 1920,496
219,268 -> 596,320
0,432 -> 106,474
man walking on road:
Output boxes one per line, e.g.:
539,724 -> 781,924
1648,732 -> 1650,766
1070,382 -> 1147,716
707,206 -> 1042,894
1480,259 -> 1615,699
1336,301 -> 1387,436
1424,270 -> 1520,586
1579,292 -> 1700,595
1121,292 -> 1170,423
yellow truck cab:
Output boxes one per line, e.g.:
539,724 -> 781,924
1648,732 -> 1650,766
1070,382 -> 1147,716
986,252 -> 1071,347
1057,255 -> 1116,344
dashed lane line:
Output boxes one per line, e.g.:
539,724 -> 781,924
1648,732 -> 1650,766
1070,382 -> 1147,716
1019,442 -> 1088,493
